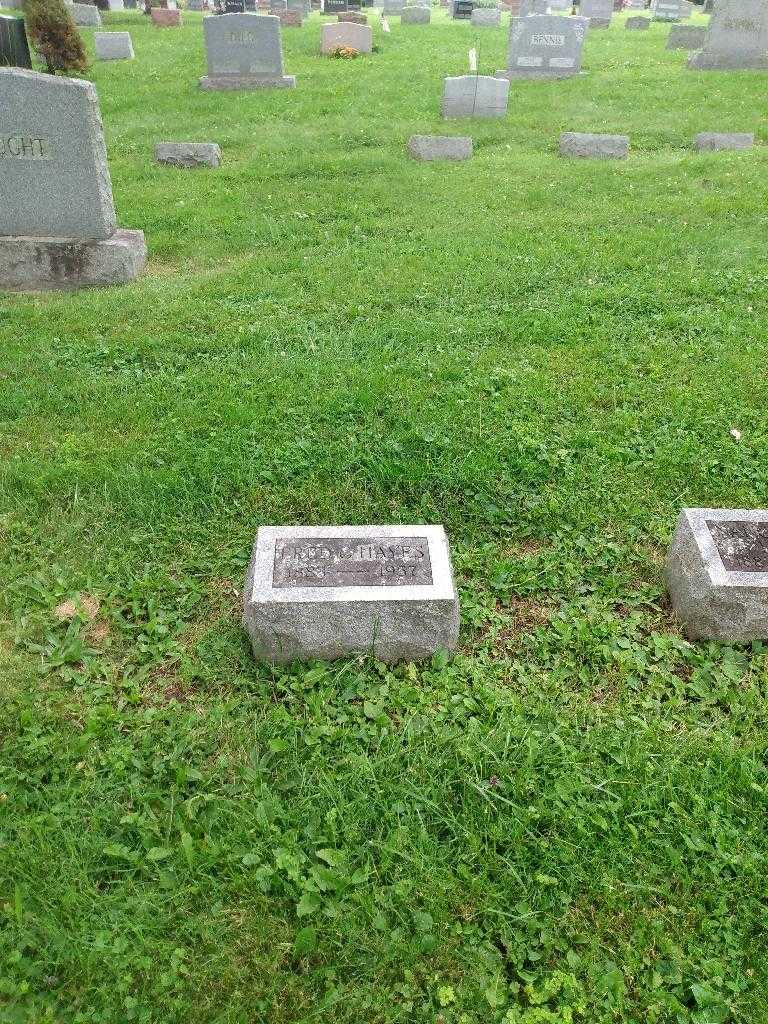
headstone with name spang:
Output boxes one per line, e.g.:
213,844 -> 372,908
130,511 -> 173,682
666,508 -> 768,641
200,13 -> 295,87
0,14 -> 31,69
688,0 -> 768,70
243,526 -> 460,663
0,68 -> 145,291
497,14 -> 588,78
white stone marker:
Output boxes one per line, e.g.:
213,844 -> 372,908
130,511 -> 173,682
243,525 -> 460,663
200,13 -> 296,89
441,74 -> 509,118
71,2 -> 102,25
688,0 -> 768,71
666,508 -> 768,641
0,68 -> 145,291
95,31 -> 135,59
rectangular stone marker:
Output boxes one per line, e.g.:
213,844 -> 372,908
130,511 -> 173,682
223,0 -> 246,10
471,7 -> 501,26
0,14 -> 32,69
453,0 -> 474,17
0,68 -> 145,291
625,15 -> 650,29
497,14 -> 588,79
442,74 -> 509,117
407,134 -> 473,160
689,0 -> 768,70
653,0 -> 679,21
200,13 -> 295,88
382,0 -> 404,12
95,31 -> 135,59
323,0 -> 348,13
560,131 -> 630,158
151,8 -> 182,23
155,141 -> 222,166
243,525 -> 460,663
580,0 -> 612,28
666,24 -> 706,49
278,9 -> 303,24
666,508 -> 768,641
321,20 -> 373,50
402,5 -> 430,21
71,2 -> 102,25
694,131 -> 754,151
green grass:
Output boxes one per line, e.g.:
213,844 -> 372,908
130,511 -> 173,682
2,6 -> 768,1022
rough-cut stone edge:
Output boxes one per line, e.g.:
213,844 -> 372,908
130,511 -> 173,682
693,132 -> 755,152
0,230 -> 146,292
666,507 -> 768,642
199,73 -> 296,88
94,31 -> 135,59
243,524 -> 460,663
559,131 -> 630,159
154,142 -> 222,167
0,67 -> 117,241
407,134 -> 473,160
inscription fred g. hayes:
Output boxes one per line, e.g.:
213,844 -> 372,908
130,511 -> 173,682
274,536 -> 433,587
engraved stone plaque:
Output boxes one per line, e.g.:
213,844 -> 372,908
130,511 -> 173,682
666,508 -> 768,641
706,520 -> 768,573
274,536 -> 433,588
499,14 -> 587,80
244,525 -> 459,663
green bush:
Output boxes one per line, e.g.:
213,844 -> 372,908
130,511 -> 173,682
24,0 -> 88,74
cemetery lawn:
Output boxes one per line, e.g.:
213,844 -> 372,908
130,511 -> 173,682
3,7 -> 768,1022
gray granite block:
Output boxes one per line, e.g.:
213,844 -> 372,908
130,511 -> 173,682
243,525 -> 460,663
580,0 -> 612,28
666,24 -> 706,50
94,31 -> 135,59
155,142 -> 222,167
693,131 -> 754,151
653,0 -> 679,21
470,7 -> 500,26
321,21 -> 373,51
688,0 -> 768,70
0,68 -> 116,240
199,13 -> 296,88
625,15 -> 649,29
666,508 -> 768,641
441,74 -> 509,118
401,5 -> 430,22
71,2 -> 102,25
497,14 -> 588,79
0,230 -> 146,291
407,134 -> 473,160
559,131 -> 630,158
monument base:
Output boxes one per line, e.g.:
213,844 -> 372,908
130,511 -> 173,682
0,230 -> 146,292
495,67 -> 579,81
688,52 -> 768,70
199,74 -> 296,89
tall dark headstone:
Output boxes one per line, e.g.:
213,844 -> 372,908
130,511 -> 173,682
0,14 -> 31,69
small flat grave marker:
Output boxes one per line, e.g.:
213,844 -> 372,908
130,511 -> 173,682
667,508 -> 768,640
694,131 -> 754,151
243,525 -> 460,663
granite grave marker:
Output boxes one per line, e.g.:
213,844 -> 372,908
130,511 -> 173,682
688,0 -> 768,70
497,14 -> 588,78
200,13 -> 295,87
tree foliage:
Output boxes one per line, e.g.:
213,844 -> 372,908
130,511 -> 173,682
25,0 -> 88,75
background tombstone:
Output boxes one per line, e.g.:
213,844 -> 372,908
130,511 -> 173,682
666,508 -> 768,641
688,0 -> 768,70
151,7 -> 182,22
223,0 -> 246,12
625,14 -> 649,28
471,7 -> 501,26
497,14 -> 588,79
278,8 -> 303,23
441,74 -> 509,117
71,3 -> 102,24
200,13 -> 296,87
580,0 -> 612,27
95,30 -> 135,58
321,20 -> 373,50
323,0 -> 348,14
243,526 -> 460,664
666,23 -> 706,49
452,0 -> 474,18
402,5 -> 430,21
0,68 -> 145,290
339,10 -> 368,22
653,0 -> 679,21
0,14 -> 31,69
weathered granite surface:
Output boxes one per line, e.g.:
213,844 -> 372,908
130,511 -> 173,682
666,508 -> 768,641
470,7 -> 500,26
693,131 -> 754,151
666,24 -> 706,50
200,13 -> 295,87
243,525 -> 460,663
688,0 -> 768,70
155,142 -> 222,167
402,5 -> 430,22
94,31 -> 135,59
497,14 -> 588,79
442,74 -> 509,118
625,15 -> 649,29
407,134 -> 473,160
0,230 -> 146,291
321,20 -> 373,51
559,131 -> 630,158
